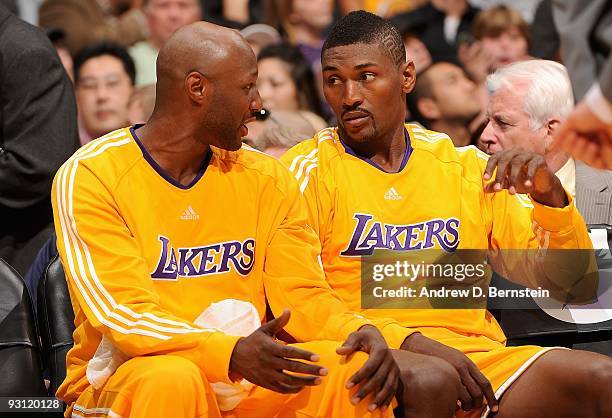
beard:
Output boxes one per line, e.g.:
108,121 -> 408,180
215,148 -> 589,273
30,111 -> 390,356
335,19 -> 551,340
205,114 -> 243,151
337,116 -> 379,145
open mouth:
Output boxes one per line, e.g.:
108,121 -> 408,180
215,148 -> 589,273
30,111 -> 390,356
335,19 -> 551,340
239,114 -> 258,138
240,124 -> 249,137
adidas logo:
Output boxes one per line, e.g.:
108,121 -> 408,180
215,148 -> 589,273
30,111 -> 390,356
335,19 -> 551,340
180,205 -> 200,220
384,187 -> 403,200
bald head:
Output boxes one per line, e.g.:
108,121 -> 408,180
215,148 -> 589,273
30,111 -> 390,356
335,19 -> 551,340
155,22 -> 255,102
148,21 -> 262,151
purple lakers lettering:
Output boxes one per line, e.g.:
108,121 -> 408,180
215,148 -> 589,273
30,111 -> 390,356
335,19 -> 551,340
151,235 -> 255,280
341,213 -> 459,256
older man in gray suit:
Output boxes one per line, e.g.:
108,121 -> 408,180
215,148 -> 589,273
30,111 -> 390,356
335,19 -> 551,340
479,59 -> 612,225
479,58 -> 612,355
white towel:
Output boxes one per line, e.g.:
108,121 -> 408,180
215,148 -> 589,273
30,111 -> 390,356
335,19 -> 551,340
86,334 -> 129,390
85,299 -> 261,411
194,299 -> 260,411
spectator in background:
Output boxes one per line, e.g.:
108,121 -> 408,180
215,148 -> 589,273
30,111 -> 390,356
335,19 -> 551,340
552,0 -> 612,170
46,28 -> 74,81
529,0 -> 558,61
392,13 -> 432,74
0,3 -> 78,275
390,0 -> 479,64
463,5 -> 530,83
240,23 -> 281,57
257,43 -> 325,117
407,62 -> 482,147
338,0 -> 426,18
480,59 -> 612,225
74,41 -> 135,145
129,0 -> 201,86
402,33 -> 432,75
39,0 -> 147,58
253,109 -> 326,157
269,0 -> 333,71
201,0 -> 265,28
128,83 -> 156,124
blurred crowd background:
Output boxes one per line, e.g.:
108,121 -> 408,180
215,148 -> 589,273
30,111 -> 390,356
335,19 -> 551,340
1,0 -> 583,155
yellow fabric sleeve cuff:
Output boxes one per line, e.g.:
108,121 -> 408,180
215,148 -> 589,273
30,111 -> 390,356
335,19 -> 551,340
530,190 -> 577,232
201,332 -> 243,384
379,323 -> 417,349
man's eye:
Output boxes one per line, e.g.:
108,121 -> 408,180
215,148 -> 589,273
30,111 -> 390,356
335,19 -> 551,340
327,76 -> 340,85
361,73 -> 375,81
497,120 -> 511,130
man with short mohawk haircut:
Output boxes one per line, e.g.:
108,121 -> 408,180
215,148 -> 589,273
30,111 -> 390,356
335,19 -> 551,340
282,10 -> 612,418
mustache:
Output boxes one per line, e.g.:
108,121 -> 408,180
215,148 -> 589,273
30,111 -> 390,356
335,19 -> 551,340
341,106 -> 371,118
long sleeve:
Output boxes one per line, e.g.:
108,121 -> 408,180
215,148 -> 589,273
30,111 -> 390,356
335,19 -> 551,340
0,33 -> 78,209
262,173 -> 373,342
485,167 -> 598,304
52,160 -> 240,384
276,150 -> 415,348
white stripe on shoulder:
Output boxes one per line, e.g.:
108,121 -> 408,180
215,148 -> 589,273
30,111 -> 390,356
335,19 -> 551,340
317,127 -> 334,143
288,128 -> 332,175
455,145 -> 490,161
56,135 -> 212,341
412,132 -> 451,143
300,161 -> 318,193
241,143 -> 266,154
289,148 -> 317,172
409,126 -> 450,139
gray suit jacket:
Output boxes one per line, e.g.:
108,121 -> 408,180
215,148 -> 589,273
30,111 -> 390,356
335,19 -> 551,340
0,4 -> 78,275
553,0 -> 612,101
575,161 -> 612,225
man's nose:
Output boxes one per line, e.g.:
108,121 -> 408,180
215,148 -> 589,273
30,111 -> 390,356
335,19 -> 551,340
342,80 -> 363,108
480,120 -> 497,144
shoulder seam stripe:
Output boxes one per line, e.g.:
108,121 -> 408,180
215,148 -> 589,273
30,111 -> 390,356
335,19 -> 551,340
299,161 -> 318,193
56,135 -> 213,340
289,148 -> 317,172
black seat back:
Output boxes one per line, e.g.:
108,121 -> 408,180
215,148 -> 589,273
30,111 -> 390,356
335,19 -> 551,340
0,258 -> 47,396
492,225 -> 612,355
37,253 -> 75,396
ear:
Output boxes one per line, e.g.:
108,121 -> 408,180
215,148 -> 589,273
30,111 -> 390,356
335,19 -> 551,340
185,71 -> 209,104
401,60 -> 417,94
543,118 -> 561,151
417,97 -> 441,120
546,118 -> 561,136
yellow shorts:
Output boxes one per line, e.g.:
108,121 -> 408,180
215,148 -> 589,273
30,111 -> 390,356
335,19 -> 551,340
66,340 -> 394,418
65,332 -> 555,418
416,327 -> 561,418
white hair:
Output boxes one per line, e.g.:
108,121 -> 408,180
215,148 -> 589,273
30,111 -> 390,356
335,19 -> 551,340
486,60 -> 574,130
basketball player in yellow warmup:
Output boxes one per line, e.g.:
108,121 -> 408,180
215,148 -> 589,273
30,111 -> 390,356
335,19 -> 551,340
282,11 -> 612,418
